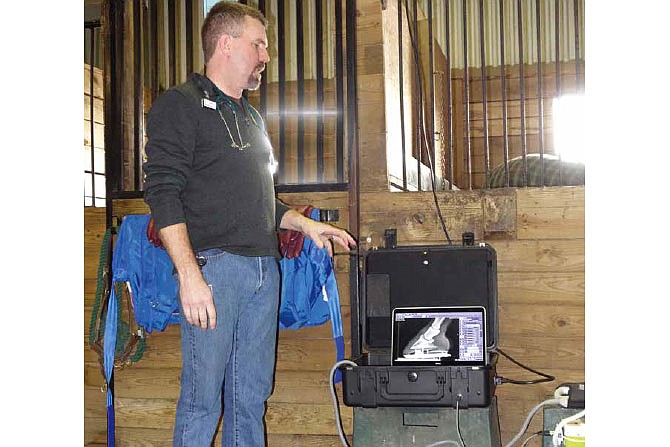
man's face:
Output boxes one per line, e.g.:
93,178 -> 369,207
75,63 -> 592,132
229,16 -> 270,91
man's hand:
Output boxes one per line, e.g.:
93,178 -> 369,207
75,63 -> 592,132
178,274 -> 217,330
158,223 -> 217,330
279,209 -> 356,258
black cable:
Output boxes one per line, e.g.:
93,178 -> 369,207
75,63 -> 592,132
493,347 -> 555,385
402,0 -> 452,245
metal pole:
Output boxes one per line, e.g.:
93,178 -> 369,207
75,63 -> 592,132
517,0 -> 527,186
478,0 -> 490,187
536,0 -> 545,185
463,0 -> 472,189
399,0 -> 408,190
499,0 -> 510,186
316,0 -> 325,182
297,0 -> 305,182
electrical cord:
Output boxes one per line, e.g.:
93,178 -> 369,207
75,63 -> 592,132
493,347 -> 555,385
329,359 -> 358,447
503,398 -> 562,447
423,440 -> 462,447
402,0 -> 452,245
520,431 -> 548,447
455,395 -> 467,447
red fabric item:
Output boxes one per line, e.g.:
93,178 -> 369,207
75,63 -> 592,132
278,205 -> 313,259
146,216 -> 165,249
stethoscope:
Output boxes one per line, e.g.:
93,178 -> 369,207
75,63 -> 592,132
201,85 -> 277,173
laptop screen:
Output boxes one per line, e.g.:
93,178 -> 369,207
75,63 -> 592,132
391,306 -> 487,366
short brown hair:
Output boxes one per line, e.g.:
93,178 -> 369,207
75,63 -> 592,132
201,2 -> 267,64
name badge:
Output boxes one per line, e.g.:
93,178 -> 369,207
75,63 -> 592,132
201,98 -> 217,110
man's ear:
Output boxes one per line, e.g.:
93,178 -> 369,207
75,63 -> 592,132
217,33 -> 233,56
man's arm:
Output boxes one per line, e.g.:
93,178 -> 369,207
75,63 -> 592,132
279,209 -> 356,258
159,223 -> 216,330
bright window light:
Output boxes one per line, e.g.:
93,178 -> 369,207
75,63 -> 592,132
553,95 -> 586,163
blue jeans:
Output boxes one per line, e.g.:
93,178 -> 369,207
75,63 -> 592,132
173,249 -> 280,447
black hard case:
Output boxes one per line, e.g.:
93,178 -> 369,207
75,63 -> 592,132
343,244 -> 499,408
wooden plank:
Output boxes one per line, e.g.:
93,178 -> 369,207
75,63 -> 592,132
470,116 -> 553,138
88,365 -> 342,405
85,331 -> 352,372
84,63 -> 104,99
495,335 -> 584,371
499,303 -> 584,339
516,187 -> 584,240
517,186 -> 585,209
360,190 -> 516,245
85,416 -> 107,446
84,302 -> 352,341
498,271 -> 584,305
83,121 -> 105,150
107,427 -> 347,447
84,94 -> 105,124
112,399 -> 352,435
497,235 -> 578,272
518,205 -> 585,240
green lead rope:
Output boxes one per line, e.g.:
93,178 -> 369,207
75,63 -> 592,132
89,227 -> 146,368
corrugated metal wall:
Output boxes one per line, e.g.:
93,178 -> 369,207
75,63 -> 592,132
427,0 -> 585,68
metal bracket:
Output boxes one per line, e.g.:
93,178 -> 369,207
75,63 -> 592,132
384,229 -> 397,249
319,208 -> 340,223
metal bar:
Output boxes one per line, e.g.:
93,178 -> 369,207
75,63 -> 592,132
168,0 -> 176,87
259,0 -> 267,119
133,0 -> 143,191
536,0 -> 545,185
297,0 -> 305,182
478,0 -> 490,187
278,0 -> 286,183
103,0 -> 124,224
89,26 -> 97,205
413,0 -> 421,191
555,0 -> 562,184
517,0 -> 527,186
345,0 -> 360,360
111,190 -> 145,200
276,183 -> 349,194
573,0 -> 581,92
446,0 -> 454,190
316,0 -> 325,182
150,0 -> 159,100
185,0 -> 193,75
398,0 -> 407,190
499,0 -> 509,187
428,0 -> 435,186
335,0 -> 344,182
463,0 -> 471,189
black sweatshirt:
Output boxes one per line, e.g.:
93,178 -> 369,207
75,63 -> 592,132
143,73 -> 290,257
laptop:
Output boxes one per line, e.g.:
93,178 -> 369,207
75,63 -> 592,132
391,306 -> 487,366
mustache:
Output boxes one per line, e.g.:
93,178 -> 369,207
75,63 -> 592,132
255,63 -> 266,73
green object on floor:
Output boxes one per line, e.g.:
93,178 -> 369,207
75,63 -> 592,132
353,396 -> 501,447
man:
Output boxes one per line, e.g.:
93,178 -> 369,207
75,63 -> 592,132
143,3 -> 356,446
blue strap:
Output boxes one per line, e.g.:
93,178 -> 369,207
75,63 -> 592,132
103,286 -> 118,447
310,209 -> 345,383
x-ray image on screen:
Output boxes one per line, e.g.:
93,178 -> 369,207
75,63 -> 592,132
396,317 -> 459,362
392,307 -> 486,366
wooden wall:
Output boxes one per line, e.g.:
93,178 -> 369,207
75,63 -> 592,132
358,186 -> 585,446
84,192 -> 355,447
84,186 -> 584,447
85,2 -> 583,446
